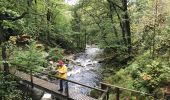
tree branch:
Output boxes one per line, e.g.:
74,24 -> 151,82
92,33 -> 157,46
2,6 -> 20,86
0,12 -> 28,21
109,0 -> 123,10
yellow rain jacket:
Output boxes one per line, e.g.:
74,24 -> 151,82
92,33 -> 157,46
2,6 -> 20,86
56,65 -> 67,79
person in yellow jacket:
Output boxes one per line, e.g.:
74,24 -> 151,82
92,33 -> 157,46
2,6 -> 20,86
56,60 -> 68,92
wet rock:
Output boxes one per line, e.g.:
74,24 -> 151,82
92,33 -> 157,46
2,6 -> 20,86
32,88 -> 45,100
41,93 -> 52,100
86,64 -> 93,66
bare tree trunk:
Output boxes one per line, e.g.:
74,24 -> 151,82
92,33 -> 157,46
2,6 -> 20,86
2,44 -> 9,76
122,0 -> 132,55
107,0 -> 119,40
152,0 -> 158,59
84,30 -> 87,49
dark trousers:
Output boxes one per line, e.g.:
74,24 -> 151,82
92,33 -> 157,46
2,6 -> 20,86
59,80 -> 68,91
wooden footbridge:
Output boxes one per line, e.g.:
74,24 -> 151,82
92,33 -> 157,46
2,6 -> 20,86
14,70 -> 157,100
15,70 -> 108,100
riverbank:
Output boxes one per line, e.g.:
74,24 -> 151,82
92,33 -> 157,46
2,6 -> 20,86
100,50 -> 170,99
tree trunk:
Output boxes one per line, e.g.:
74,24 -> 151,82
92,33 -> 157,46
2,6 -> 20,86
111,1 -> 127,45
76,34 -> 79,48
122,0 -> 132,55
107,0 -> 119,40
84,30 -> 87,50
2,44 -> 9,76
152,0 -> 158,59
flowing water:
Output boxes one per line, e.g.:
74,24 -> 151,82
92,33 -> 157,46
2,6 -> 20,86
41,45 -> 103,99
67,45 -> 103,94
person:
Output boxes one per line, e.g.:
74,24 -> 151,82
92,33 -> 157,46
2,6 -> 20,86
56,60 -> 68,92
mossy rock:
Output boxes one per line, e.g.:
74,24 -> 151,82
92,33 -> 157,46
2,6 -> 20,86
90,90 -> 102,99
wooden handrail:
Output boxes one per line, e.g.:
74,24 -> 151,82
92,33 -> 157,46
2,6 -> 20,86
100,82 -> 154,97
11,63 -> 106,93
99,87 -> 109,100
25,70 -> 106,93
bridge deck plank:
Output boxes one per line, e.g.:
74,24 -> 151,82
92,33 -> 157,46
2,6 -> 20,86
15,71 -> 97,100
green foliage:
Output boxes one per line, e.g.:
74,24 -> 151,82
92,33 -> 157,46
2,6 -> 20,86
130,56 -> 170,93
0,0 -> 77,50
108,51 -> 170,94
11,41 -> 47,71
90,90 -> 101,99
104,0 -> 170,97
73,0 -> 132,54
0,0 -> 169,99
48,47 -> 64,62
0,72 -> 22,100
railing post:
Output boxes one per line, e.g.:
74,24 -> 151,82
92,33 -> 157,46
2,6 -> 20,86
116,87 -> 120,100
101,83 -> 106,99
30,69 -> 34,88
100,83 -> 109,100
66,81 -> 69,99
105,87 -> 109,100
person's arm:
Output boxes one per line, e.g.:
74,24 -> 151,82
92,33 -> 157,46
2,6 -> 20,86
50,69 -> 58,75
58,66 -> 67,74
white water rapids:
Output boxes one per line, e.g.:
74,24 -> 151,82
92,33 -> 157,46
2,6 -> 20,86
41,45 -> 103,100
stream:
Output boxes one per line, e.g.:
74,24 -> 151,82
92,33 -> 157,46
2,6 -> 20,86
41,45 -> 103,99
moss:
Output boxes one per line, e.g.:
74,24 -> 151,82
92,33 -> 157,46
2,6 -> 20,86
89,89 -> 102,99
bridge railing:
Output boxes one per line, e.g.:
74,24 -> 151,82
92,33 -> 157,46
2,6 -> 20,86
99,84 -> 109,100
20,69 -> 107,99
99,82 -> 157,100
14,67 -> 158,100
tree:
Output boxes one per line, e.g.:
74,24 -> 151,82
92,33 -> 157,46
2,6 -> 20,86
104,0 -> 170,98
0,9 -> 27,75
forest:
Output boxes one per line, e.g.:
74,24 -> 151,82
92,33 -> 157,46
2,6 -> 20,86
0,0 -> 170,100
